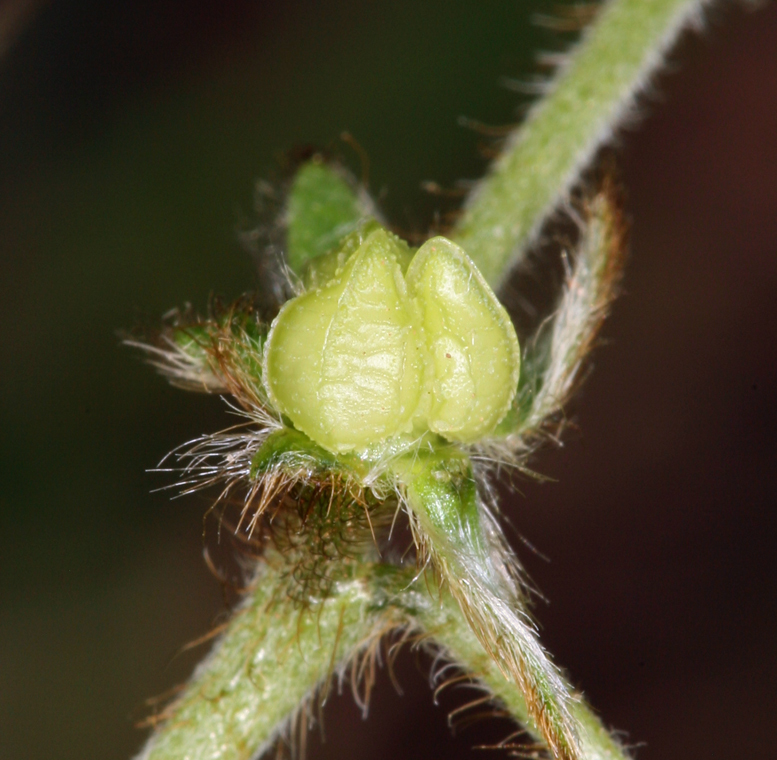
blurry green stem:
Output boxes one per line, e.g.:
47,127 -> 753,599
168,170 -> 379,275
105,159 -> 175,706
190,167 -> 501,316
452,0 -> 708,288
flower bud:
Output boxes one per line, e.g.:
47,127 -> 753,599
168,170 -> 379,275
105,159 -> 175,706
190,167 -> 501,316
264,223 -> 520,453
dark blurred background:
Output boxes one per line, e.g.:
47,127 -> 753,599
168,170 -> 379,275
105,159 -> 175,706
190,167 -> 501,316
1,1 -> 775,759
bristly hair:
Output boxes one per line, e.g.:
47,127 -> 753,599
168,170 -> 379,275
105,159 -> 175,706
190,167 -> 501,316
126,295 -> 273,411
407,171 -> 629,760
401,480 -> 582,760
477,169 -> 628,471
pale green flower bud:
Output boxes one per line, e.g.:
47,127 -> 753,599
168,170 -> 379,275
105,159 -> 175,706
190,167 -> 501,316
264,223 -> 520,453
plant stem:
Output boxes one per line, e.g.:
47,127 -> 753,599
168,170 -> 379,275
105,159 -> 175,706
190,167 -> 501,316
451,0 -> 707,288
135,558 -> 404,760
135,560 -> 629,760
394,452 -> 582,760
404,578 -> 629,760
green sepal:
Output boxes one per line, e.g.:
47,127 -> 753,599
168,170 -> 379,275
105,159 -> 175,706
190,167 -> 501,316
249,428 -> 341,479
225,310 -> 266,387
395,448 -> 484,559
166,306 -> 266,380
285,159 -> 373,275
170,324 -> 211,359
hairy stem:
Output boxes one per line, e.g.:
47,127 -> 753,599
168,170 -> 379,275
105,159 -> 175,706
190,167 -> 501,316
405,579 -> 629,760
452,0 -> 709,288
135,558 -> 404,760
393,451 -> 581,760
137,561 -> 629,760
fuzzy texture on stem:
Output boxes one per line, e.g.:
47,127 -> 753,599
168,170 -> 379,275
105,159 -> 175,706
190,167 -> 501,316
135,557 -> 630,760
452,0 -> 716,288
405,577 -> 629,760
395,451 -> 582,760
135,556 -> 406,760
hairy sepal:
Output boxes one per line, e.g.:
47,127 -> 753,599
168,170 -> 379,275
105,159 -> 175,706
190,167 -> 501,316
127,300 -> 270,414
493,177 -> 628,456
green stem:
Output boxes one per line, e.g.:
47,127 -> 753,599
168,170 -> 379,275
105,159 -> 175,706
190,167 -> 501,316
392,450 -> 585,760
405,580 -> 629,760
451,0 -> 707,288
136,558 -> 404,760
136,558 -> 628,760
